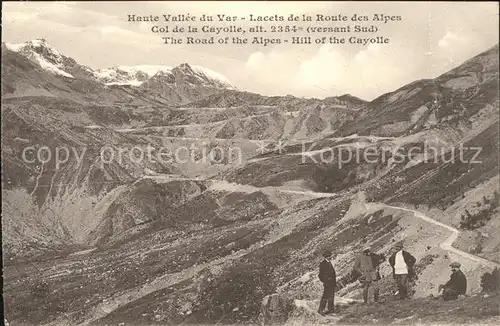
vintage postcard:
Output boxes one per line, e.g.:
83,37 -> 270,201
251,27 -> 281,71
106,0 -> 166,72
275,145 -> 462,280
2,1 -> 499,325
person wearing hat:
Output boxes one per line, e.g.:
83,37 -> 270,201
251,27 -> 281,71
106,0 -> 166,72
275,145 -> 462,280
318,250 -> 336,315
388,242 -> 416,300
438,262 -> 467,300
352,245 -> 385,304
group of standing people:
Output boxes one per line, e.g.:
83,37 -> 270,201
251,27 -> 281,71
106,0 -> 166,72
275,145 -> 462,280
317,242 -> 467,315
350,242 -> 417,305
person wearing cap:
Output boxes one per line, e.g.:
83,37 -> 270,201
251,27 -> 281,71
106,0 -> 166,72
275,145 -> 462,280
352,245 -> 385,304
318,250 -> 336,315
438,262 -> 467,300
388,242 -> 416,300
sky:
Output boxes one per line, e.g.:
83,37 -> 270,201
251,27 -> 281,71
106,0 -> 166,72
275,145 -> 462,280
2,1 -> 499,101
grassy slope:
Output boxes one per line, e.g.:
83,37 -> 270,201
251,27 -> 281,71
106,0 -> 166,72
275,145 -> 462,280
338,295 -> 500,325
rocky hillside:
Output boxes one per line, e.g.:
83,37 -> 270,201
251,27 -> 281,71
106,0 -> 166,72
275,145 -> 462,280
335,44 -> 499,137
2,40 -> 499,326
1,94 -> 179,262
179,90 -> 366,140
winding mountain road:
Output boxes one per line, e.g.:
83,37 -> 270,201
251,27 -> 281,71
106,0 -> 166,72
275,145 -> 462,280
207,180 -> 337,198
44,181 -> 498,326
133,175 -> 499,268
139,176 -> 338,198
366,202 -> 500,268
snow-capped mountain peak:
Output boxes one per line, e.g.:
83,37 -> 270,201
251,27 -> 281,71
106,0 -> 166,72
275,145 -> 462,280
191,64 -> 235,89
170,63 -> 236,90
95,63 -> 236,90
94,65 -> 173,86
5,38 -> 75,78
6,38 -> 50,51
4,38 -> 100,81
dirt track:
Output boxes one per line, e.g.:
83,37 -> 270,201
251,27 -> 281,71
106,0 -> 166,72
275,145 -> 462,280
367,203 -> 500,268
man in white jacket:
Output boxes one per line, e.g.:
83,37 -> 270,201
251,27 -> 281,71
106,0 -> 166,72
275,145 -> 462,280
388,242 -> 416,300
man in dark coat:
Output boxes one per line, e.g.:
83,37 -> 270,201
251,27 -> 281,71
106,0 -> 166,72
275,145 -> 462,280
439,262 -> 467,300
318,250 -> 336,315
388,242 -> 416,299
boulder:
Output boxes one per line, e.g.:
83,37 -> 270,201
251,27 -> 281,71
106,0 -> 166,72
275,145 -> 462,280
258,293 -> 294,325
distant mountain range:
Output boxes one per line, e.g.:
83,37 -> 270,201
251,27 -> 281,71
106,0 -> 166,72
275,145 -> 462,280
93,64 -> 235,89
4,38 -> 237,104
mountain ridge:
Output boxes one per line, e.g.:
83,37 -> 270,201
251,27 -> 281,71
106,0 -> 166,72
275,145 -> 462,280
3,38 -> 373,103
3,38 -> 236,104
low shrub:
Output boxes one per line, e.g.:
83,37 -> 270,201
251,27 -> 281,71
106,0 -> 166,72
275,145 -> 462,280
480,267 -> 500,295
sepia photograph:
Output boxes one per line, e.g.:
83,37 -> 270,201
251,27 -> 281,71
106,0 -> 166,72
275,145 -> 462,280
1,1 -> 499,325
